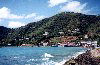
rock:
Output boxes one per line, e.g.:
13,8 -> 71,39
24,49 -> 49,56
64,49 -> 100,65
64,58 -> 78,65
91,48 -> 100,57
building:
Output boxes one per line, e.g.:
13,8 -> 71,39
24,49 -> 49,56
60,36 -> 78,44
43,32 -> 49,36
41,41 -> 48,47
21,44 -> 33,46
81,41 -> 98,48
50,36 -> 78,47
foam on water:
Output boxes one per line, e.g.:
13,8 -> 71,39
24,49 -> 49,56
42,57 -> 49,61
41,59 -> 67,65
72,50 -> 86,58
41,50 -> 86,65
13,56 -> 19,58
0,47 -> 87,65
55,50 -> 86,65
27,59 -> 35,62
43,53 -> 54,58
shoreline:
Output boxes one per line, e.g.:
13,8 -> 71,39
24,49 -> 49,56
64,48 -> 100,65
0,45 -> 90,47
60,49 -> 87,65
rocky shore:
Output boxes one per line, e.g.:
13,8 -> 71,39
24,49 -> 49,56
64,48 -> 100,65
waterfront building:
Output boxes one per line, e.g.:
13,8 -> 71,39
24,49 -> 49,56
81,41 -> 98,48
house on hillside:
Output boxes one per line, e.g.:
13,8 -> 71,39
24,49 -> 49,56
41,39 -> 50,46
21,44 -> 33,46
43,32 -> 49,36
50,36 -> 78,47
41,41 -> 48,47
60,36 -> 78,44
81,41 -> 97,48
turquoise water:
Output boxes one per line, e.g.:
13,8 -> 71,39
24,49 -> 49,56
0,47 -> 87,65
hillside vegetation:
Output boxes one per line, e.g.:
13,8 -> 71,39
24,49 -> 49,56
0,12 -> 100,46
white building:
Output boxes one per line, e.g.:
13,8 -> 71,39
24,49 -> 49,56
43,32 -> 49,36
81,41 -> 98,48
84,35 -> 88,38
41,42 -> 48,47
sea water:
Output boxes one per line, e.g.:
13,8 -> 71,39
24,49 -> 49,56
0,47 -> 87,65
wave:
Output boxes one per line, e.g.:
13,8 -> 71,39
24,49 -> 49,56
41,59 -> 67,65
72,50 -> 86,58
41,50 -> 86,65
13,56 -> 19,59
41,60 -> 62,65
43,53 -> 54,58
55,50 -> 87,65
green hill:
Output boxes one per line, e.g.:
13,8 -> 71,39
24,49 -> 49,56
0,12 -> 100,46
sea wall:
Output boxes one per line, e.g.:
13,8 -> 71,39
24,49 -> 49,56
64,48 -> 100,65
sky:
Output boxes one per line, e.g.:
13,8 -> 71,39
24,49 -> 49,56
0,0 -> 100,28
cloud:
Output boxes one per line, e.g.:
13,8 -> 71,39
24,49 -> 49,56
34,15 -> 46,21
25,13 -> 46,21
25,13 -> 36,19
0,7 -> 46,21
0,19 -> 1,22
48,0 -> 71,7
24,13 -> 46,22
7,15 -> 45,28
60,1 -> 89,14
0,7 -> 46,28
8,21 -> 25,28
7,15 -> 46,28
0,7 -> 24,19
48,0 -> 90,14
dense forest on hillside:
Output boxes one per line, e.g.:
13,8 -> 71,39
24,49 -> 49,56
0,12 -> 100,46
0,26 -> 11,41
